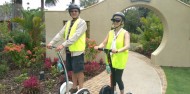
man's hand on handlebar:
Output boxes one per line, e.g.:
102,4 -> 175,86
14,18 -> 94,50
46,43 -> 64,51
56,45 -> 64,51
47,43 -> 53,49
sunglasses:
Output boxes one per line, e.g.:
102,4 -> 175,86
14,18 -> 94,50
70,10 -> 79,13
111,18 -> 121,23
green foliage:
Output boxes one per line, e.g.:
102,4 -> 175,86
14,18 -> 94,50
136,11 -> 163,56
45,0 -> 58,6
124,7 -> 150,33
14,73 -> 28,84
10,31 -> 33,50
0,84 -> 6,90
0,22 -> 12,51
50,65 -> 59,78
12,9 -> 45,48
129,43 -> 143,51
80,0 -> 99,8
3,43 -> 32,68
0,63 -> 9,79
31,46 -> 46,69
130,33 -> 141,43
162,67 -> 190,94
44,79 -> 56,91
124,7 -> 140,33
0,2 -> 12,19
181,0 -> 190,5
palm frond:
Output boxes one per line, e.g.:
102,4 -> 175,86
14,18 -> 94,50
45,0 -> 58,7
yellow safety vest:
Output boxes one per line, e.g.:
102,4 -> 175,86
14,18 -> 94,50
106,29 -> 129,69
64,19 -> 86,51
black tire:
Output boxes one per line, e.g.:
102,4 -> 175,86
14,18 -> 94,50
99,85 -> 113,94
76,88 -> 90,94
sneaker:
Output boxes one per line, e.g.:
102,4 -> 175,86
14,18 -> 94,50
69,88 -> 78,94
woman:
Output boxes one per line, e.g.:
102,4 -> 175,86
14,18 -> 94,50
94,12 -> 130,94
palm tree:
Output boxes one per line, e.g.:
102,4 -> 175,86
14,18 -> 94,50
11,0 -> 22,30
12,0 -> 22,17
40,0 -> 59,22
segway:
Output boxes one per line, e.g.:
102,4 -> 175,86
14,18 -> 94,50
98,48 -> 132,94
50,46 -> 90,94
97,48 -> 114,94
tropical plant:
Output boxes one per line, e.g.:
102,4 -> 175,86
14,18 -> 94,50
0,2 -> 12,21
0,22 -> 12,51
136,11 -> 163,56
80,0 -> 99,8
10,31 -> 33,50
44,58 -> 52,70
14,73 -> 28,84
0,63 -> 9,79
11,0 -> 23,30
50,65 -> 59,77
21,76 -> 41,94
31,46 -> 45,69
84,61 -> 100,76
12,9 -> 45,48
44,79 -> 56,91
181,0 -> 190,4
85,38 -> 99,62
0,84 -> 7,93
3,43 -> 31,68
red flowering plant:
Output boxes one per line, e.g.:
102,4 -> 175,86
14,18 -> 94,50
85,38 -> 100,62
3,43 -> 32,68
44,58 -> 52,70
84,61 -> 100,77
21,76 -> 41,94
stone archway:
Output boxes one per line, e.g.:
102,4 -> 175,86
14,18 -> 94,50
45,0 -> 190,67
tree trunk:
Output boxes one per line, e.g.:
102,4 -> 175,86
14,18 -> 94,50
12,0 -> 22,30
41,0 -> 45,22
72,0 -> 75,3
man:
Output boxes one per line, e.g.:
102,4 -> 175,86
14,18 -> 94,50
47,3 -> 87,93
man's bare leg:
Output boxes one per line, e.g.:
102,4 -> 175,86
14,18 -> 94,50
77,71 -> 84,89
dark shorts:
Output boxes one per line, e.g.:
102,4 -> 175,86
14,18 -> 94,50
66,53 -> 84,73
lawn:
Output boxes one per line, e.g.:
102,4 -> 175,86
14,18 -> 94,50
162,67 -> 190,94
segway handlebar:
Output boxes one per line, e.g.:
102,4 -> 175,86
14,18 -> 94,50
98,48 -> 112,64
97,48 -> 112,54
43,44 -> 70,93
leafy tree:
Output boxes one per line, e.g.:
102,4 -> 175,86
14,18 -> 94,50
124,7 -> 150,34
181,0 -> 190,4
0,2 -> 12,21
137,11 -> 163,56
80,0 -> 99,8
124,7 -> 140,34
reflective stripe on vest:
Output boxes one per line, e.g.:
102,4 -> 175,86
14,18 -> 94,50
106,29 -> 128,69
64,19 -> 86,51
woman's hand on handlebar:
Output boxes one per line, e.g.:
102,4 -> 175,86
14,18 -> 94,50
112,49 -> 118,53
94,46 -> 99,50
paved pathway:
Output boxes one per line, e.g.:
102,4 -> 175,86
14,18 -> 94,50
83,51 -> 166,94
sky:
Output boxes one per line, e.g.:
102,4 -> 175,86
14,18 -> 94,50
0,0 -> 80,11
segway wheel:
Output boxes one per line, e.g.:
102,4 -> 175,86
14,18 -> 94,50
59,81 -> 73,94
75,88 -> 90,94
99,85 -> 113,94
